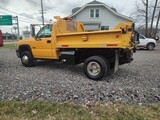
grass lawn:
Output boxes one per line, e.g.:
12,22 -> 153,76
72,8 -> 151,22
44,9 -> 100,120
0,101 -> 160,120
4,44 -> 16,49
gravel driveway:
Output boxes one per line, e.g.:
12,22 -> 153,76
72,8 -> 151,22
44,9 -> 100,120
0,46 -> 160,105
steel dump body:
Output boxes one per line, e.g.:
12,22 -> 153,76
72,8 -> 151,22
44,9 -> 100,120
56,30 -> 122,48
53,17 -> 134,50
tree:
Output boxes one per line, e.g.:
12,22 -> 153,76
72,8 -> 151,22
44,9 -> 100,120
144,0 -> 149,37
133,0 -> 159,37
154,9 -> 160,38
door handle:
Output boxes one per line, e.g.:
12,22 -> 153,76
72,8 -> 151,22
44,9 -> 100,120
47,40 -> 51,43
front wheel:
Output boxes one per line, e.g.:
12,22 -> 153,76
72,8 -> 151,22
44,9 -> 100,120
21,51 -> 35,67
147,43 -> 155,50
83,56 -> 110,80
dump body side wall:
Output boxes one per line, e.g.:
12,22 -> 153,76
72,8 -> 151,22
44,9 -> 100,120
55,30 -> 132,49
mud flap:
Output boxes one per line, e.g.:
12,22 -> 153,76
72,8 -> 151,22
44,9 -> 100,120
114,50 -> 119,73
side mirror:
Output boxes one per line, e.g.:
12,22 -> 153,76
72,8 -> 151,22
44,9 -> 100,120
155,36 -> 159,41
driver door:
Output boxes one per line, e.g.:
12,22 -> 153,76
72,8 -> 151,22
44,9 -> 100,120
31,25 -> 55,59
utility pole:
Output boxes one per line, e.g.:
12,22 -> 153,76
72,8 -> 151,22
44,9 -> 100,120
39,0 -> 45,26
16,16 -> 20,37
12,16 -> 20,39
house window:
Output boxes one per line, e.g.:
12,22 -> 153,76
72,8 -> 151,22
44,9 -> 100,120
101,26 -> 109,30
95,9 -> 99,17
90,9 -> 100,18
90,9 -> 94,17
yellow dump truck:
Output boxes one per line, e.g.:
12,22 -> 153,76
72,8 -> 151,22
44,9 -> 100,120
16,16 -> 139,80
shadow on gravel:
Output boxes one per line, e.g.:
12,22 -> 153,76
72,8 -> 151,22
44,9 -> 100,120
34,60 -> 117,81
136,47 -> 159,51
33,60 -> 135,82
35,60 -> 84,76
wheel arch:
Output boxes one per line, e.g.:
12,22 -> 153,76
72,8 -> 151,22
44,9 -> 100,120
147,42 -> 156,47
78,48 -> 116,63
146,42 -> 156,50
19,44 -> 33,57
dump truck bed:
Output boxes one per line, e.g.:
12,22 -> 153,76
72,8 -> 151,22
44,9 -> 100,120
54,17 -> 133,49
56,30 -> 131,49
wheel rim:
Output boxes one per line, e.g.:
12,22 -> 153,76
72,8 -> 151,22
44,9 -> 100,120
148,44 -> 154,50
87,61 -> 101,76
22,55 -> 29,64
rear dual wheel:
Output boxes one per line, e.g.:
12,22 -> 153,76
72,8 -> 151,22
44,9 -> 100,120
83,56 -> 110,80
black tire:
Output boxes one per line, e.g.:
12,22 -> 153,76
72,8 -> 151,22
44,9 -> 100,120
147,43 -> 155,50
21,51 -> 35,67
83,56 -> 110,80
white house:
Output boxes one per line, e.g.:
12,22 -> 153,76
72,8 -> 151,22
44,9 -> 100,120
69,0 -> 134,31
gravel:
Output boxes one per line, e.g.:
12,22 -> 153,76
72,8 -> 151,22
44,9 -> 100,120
0,46 -> 160,105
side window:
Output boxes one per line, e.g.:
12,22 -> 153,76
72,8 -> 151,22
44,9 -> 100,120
90,9 -> 94,18
37,25 -> 52,38
95,9 -> 99,18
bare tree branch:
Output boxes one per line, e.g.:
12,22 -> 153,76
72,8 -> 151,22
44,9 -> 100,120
141,0 -> 146,5
138,9 -> 146,13
131,0 -> 159,37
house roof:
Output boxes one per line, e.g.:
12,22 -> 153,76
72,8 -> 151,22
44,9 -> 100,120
87,0 -> 103,4
69,0 -> 134,22
72,7 -> 81,14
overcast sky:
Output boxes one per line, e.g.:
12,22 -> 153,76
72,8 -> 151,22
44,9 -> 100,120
0,0 -> 138,33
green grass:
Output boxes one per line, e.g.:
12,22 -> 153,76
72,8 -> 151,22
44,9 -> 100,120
0,101 -> 160,120
4,44 -> 16,49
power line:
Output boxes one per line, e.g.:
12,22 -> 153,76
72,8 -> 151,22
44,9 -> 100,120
47,0 -> 70,14
0,2 -> 72,25
0,7 -> 40,23
18,19 -> 41,24
0,10 -> 38,24
0,3 -> 70,24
